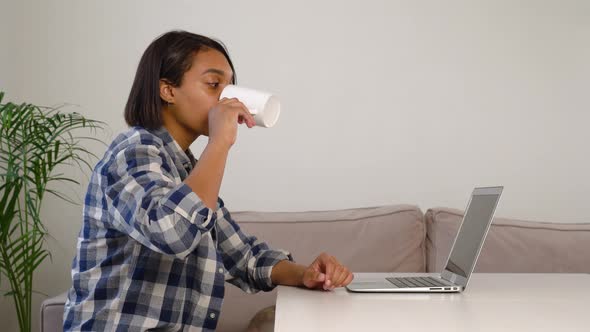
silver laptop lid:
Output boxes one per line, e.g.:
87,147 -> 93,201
440,186 -> 503,289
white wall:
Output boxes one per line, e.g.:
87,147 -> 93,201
1,0 -> 589,330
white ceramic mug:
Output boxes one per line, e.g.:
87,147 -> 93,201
219,85 -> 281,128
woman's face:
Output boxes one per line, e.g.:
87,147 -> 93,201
162,48 -> 234,137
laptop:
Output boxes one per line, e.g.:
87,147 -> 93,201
346,186 -> 503,293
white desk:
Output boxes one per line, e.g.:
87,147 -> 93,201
275,273 -> 590,332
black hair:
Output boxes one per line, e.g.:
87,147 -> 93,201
124,30 -> 236,129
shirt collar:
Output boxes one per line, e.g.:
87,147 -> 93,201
151,126 -> 197,170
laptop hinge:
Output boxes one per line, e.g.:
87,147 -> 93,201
441,269 -> 468,287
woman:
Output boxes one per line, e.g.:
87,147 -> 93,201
63,30 -> 353,331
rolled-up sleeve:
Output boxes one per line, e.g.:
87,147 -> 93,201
104,143 -> 214,259
214,204 -> 293,293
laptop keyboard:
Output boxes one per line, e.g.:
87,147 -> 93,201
386,276 -> 448,288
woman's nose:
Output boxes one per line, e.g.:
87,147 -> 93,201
217,84 -> 230,100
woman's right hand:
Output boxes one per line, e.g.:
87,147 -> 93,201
208,98 -> 256,149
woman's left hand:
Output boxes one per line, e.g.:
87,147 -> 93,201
302,253 -> 354,291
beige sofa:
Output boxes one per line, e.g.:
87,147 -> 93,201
41,205 -> 590,332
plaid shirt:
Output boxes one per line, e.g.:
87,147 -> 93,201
63,126 -> 292,331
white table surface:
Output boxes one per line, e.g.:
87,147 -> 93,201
275,273 -> 590,332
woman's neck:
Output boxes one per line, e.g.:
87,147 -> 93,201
162,119 -> 198,151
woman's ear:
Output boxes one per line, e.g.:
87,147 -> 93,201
159,79 -> 175,105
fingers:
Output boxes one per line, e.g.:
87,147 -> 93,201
230,99 -> 255,128
321,254 -> 337,290
331,265 -> 353,288
218,97 -> 256,127
343,272 -> 354,286
237,108 -> 256,128
218,97 -> 231,104
312,253 -> 354,290
301,253 -> 353,291
302,268 -> 326,289
313,271 -> 326,283
330,265 -> 344,288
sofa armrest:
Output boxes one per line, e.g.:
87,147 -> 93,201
40,292 -> 67,332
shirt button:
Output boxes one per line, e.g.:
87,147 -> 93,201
210,312 -> 216,319
218,268 -> 224,273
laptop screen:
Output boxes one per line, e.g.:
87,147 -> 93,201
444,191 -> 501,279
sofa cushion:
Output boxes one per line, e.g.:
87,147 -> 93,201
426,207 -> 590,273
218,204 -> 425,332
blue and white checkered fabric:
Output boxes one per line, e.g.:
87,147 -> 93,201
63,126 -> 292,331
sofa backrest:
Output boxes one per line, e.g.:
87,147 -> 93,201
426,207 -> 590,273
218,204 -> 425,331
234,204 -> 426,272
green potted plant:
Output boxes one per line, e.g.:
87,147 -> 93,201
0,91 -> 105,332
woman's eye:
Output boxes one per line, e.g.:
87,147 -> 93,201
207,82 -> 220,88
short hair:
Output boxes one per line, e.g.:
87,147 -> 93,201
124,30 -> 236,129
